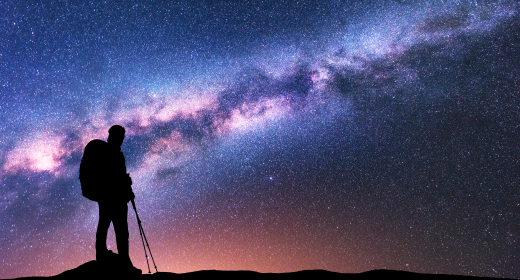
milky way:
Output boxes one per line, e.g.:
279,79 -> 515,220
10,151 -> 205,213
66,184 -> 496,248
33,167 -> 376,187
1,1 -> 519,279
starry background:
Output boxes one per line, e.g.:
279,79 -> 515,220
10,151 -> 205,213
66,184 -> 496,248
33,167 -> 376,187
0,0 -> 519,279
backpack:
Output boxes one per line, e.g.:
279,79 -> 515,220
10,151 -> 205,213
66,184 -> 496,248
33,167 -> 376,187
79,139 -> 108,201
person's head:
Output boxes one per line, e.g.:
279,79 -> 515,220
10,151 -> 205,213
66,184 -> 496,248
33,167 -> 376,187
108,125 -> 125,148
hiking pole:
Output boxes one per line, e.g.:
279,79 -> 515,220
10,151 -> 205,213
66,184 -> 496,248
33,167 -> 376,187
131,199 -> 158,273
132,199 -> 151,273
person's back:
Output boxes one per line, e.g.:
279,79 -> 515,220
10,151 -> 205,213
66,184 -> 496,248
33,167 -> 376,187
102,142 -> 132,203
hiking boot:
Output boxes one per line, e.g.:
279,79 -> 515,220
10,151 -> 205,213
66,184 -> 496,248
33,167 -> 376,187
124,265 -> 142,276
121,257 -> 142,276
96,249 -> 118,263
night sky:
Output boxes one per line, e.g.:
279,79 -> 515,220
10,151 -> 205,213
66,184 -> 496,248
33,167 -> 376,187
1,0 -> 519,279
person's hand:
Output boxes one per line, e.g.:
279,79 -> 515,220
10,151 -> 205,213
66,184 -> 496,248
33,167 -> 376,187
126,174 -> 132,186
125,191 -> 135,203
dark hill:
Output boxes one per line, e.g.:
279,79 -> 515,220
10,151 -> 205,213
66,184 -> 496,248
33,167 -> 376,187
8,260 -> 513,280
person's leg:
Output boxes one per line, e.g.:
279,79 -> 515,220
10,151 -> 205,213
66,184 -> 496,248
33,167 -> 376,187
96,202 -> 112,259
112,202 -> 141,274
112,203 -> 129,259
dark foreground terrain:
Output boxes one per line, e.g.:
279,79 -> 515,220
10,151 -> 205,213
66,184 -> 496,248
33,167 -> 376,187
9,261 -> 513,280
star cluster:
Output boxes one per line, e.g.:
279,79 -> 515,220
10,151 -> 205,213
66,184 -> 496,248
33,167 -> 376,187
0,1 -> 519,279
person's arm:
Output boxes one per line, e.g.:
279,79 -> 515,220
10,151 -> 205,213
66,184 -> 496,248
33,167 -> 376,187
125,173 -> 135,201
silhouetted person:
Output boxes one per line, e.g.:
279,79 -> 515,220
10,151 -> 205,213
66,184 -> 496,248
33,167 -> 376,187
95,125 -> 141,275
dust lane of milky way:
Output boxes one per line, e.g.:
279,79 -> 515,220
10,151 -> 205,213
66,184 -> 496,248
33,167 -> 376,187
0,1 -> 518,279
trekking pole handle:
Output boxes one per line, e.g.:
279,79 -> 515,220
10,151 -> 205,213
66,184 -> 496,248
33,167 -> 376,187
131,199 -> 142,224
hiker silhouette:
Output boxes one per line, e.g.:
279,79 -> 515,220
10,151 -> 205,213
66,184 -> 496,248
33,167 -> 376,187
83,125 -> 141,275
